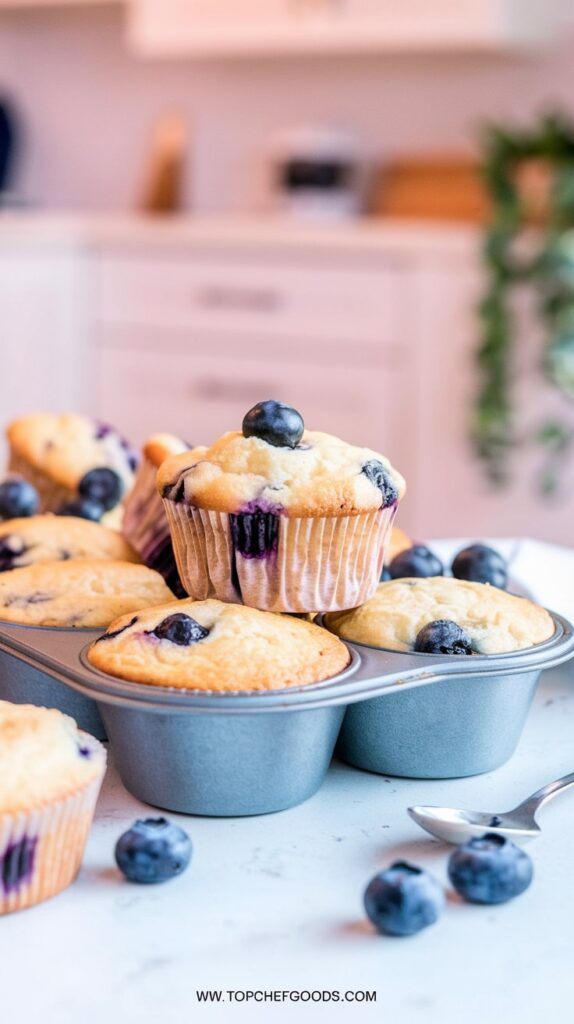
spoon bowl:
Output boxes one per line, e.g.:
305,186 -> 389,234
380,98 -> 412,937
408,770 -> 574,844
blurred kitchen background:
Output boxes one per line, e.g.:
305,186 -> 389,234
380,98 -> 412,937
1,0 -> 574,542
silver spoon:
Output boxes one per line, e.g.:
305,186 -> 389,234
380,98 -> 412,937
408,771 -> 574,844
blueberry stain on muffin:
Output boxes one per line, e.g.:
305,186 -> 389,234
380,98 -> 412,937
414,619 -> 474,655
1,836 -> 38,895
151,613 -> 210,646
242,400 -> 304,449
361,460 -> 399,509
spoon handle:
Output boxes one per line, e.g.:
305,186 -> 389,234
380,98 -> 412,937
515,771 -> 574,816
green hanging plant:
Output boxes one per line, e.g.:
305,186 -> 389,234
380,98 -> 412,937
475,113 -> 574,493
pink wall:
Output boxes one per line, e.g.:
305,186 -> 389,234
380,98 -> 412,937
1,6 -> 574,213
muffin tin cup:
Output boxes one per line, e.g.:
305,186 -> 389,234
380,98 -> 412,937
0,624 -> 107,740
165,501 -> 397,613
318,613 -> 574,779
0,611 -> 572,814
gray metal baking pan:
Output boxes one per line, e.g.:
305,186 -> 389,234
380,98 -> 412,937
0,623 -> 106,740
318,611 -> 574,779
0,610 -> 572,814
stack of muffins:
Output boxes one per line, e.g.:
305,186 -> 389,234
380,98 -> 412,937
0,400 -> 556,912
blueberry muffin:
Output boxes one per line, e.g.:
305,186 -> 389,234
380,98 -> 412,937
7,413 -> 138,525
158,401 -> 405,613
88,598 -> 350,691
0,701 -> 106,913
0,515 -> 138,572
123,434 -> 200,597
324,577 -> 555,655
0,559 -> 174,628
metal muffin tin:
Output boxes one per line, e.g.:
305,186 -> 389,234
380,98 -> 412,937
0,610 -> 572,815
0,623 -> 106,740
318,612 -> 574,779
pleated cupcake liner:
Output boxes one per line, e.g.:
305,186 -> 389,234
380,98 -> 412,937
0,740 -> 106,915
123,458 -> 182,593
164,500 -> 396,613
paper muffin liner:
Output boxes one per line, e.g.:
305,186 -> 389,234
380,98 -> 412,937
0,739 -> 106,915
8,451 -> 74,513
123,459 -> 184,596
164,500 -> 397,613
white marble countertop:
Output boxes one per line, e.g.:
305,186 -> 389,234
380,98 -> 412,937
3,539 -> 574,1024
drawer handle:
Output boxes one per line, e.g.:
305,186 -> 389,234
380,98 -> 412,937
194,286 -> 283,313
191,378 -> 279,402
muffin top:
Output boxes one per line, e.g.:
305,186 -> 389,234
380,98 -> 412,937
0,701 -> 106,815
7,413 -> 137,493
324,577 -> 555,655
88,598 -> 350,691
143,433 -> 190,469
0,515 -> 138,572
0,559 -> 174,627
158,401 -> 405,518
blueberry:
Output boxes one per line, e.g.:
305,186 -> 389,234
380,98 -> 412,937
389,545 -> 444,579
79,468 -> 124,511
364,861 -> 445,937
152,613 -> 209,645
0,477 -> 39,520
448,833 -> 533,905
452,544 -> 508,590
414,619 -> 474,656
115,818 -> 192,884
56,498 -> 104,522
242,400 -> 304,449
380,566 -> 392,581
362,460 -> 398,508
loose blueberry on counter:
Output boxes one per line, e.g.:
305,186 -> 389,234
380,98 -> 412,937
448,833 -> 533,905
364,861 -> 445,937
79,467 -> 124,511
389,545 -> 444,580
56,498 -> 105,522
115,818 -> 192,884
242,400 -> 304,449
152,613 -> 209,645
362,460 -> 398,508
414,619 -> 474,656
0,477 -> 39,520
451,544 -> 508,590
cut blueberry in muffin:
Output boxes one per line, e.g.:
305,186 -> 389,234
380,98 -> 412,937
79,468 -> 124,512
362,460 -> 399,508
230,507 -> 280,559
0,536 -> 26,572
414,619 -> 474,655
242,400 -> 304,449
452,544 -> 508,590
1,836 -> 38,894
152,613 -> 209,645
389,545 -> 444,580
0,477 -> 39,520
56,498 -> 105,522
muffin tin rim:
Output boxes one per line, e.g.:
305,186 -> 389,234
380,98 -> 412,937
0,609 -> 572,715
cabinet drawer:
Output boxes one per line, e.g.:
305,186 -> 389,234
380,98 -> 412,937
96,256 -> 401,345
97,346 -> 410,472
